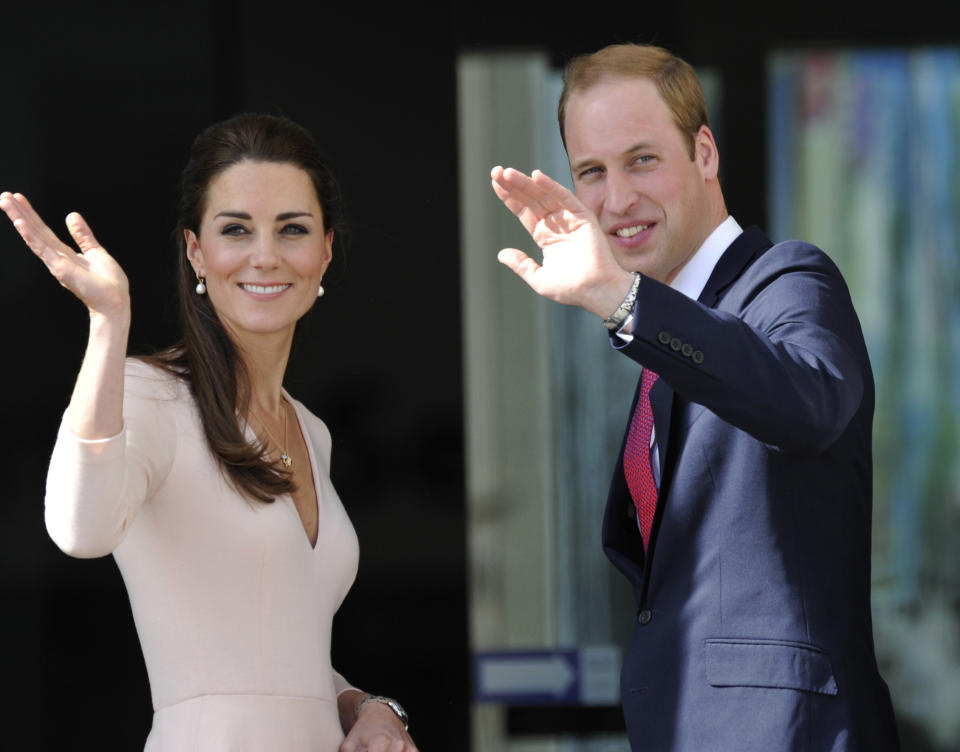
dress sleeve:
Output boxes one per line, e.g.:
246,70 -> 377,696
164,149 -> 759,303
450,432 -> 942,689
333,670 -> 358,696
45,360 -> 178,558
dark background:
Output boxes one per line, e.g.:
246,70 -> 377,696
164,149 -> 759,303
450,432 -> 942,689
0,1 -> 954,749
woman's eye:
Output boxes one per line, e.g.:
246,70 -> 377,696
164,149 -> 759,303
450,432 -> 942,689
221,224 -> 247,236
281,224 -> 308,235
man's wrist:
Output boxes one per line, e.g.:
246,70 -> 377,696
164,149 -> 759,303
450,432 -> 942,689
603,272 -> 642,330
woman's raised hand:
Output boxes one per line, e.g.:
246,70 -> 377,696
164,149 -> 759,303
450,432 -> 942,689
2,191 -> 130,437
1,192 -> 129,320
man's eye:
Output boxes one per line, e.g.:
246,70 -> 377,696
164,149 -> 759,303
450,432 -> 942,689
578,166 -> 602,179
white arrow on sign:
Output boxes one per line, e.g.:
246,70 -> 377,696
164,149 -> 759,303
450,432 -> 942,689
479,654 -> 576,696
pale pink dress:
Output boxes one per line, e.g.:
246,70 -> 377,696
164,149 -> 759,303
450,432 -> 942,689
45,359 -> 359,751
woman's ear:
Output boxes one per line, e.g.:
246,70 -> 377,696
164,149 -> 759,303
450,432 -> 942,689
184,229 -> 204,275
322,229 -> 334,272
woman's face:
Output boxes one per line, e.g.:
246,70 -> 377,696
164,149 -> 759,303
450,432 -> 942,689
185,160 -> 333,348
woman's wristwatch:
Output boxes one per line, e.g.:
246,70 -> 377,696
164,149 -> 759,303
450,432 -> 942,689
356,694 -> 409,731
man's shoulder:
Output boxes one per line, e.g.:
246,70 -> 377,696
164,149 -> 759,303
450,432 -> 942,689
740,234 -> 847,284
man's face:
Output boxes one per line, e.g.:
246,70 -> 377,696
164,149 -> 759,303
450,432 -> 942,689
564,77 -> 719,285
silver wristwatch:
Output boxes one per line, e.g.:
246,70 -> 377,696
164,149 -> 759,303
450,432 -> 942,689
604,272 -> 642,330
356,694 -> 409,731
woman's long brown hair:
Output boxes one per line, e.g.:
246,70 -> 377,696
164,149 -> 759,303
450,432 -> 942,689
143,113 -> 344,503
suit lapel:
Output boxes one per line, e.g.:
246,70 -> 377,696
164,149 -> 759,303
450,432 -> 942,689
698,226 -> 772,307
652,227 -> 772,496
607,226 -> 775,584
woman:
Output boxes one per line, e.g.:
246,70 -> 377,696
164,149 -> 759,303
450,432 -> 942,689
1,114 -> 416,752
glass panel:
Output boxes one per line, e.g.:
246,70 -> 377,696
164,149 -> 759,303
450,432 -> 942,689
768,48 -> 960,750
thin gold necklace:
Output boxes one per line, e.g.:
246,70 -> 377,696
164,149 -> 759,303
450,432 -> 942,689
250,399 -> 292,468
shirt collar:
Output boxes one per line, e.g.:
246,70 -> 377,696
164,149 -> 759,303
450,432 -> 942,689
669,216 -> 743,300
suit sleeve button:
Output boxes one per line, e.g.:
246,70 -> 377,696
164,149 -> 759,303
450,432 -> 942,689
681,343 -> 693,357
658,331 -> 671,345
692,350 -> 704,364
670,337 -> 682,351
638,609 -> 653,626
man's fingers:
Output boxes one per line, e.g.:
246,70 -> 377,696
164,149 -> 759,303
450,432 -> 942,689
531,169 -> 585,213
497,247 -> 533,272
497,247 -> 545,290
498,167 -> 573,217
492,166 -> 555,220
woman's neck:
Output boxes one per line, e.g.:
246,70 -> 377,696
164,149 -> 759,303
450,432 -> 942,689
233,329 -> 294,418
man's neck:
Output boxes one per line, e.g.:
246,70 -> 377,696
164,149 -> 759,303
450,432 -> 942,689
669,215 -> 743,301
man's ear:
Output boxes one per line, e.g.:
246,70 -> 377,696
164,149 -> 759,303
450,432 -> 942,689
694,125 -> 720,181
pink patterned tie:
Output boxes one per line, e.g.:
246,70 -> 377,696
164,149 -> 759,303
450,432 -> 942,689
624,368 -> 659,549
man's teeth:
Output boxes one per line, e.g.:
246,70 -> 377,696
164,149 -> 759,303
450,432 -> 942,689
616,224 -> 649,238
241,283 -> 289,294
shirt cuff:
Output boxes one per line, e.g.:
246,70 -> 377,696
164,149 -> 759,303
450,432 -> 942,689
613,313 -> 636,343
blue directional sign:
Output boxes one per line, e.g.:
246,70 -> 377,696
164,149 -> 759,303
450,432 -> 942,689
473,645 -> 620,706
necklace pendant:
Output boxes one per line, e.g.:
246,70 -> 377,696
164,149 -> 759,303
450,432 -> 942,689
280,452 -> 292,468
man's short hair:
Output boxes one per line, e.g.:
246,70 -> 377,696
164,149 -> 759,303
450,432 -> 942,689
558,44 -> 710,160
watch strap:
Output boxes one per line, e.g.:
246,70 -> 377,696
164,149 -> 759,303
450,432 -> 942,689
604,272 -> 642,330
356,694 -> 409,731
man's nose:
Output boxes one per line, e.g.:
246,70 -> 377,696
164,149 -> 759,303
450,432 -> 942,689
604,171 -> 640,215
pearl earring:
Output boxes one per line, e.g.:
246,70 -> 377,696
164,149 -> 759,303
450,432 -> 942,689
317,281 -> 325,297
195,275 -> 207,295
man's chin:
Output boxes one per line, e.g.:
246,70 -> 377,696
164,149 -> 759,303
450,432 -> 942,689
615,254 -> 659,282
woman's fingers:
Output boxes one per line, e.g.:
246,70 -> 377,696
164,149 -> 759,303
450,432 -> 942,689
3,192 -> 51,244
66,212 -> 103,253
1,192 -> 86,285
2,192 -> 129,314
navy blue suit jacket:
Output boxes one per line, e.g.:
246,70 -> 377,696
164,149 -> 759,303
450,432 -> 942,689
603,227 -> 899,751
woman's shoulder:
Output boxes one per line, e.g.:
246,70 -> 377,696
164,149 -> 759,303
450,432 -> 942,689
124,356 -> 188,401
287,394 -> 331,435
286,393 -> 333,461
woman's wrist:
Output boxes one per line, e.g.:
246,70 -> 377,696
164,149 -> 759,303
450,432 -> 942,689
356,694 -> 409,731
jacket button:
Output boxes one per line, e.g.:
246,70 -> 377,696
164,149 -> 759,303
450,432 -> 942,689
638,609 -> 653,626
670,337 -> 682,351
658,331 -> 671,345
692,350 -> 704,364
681,343 -> 693,357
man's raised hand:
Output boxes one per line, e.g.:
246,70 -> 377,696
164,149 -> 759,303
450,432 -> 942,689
490,167 -> 634,319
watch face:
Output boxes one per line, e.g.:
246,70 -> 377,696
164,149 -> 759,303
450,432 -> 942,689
386,699 -> 409,727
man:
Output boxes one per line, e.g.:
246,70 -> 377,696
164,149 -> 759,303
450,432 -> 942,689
491,44 -> 898,750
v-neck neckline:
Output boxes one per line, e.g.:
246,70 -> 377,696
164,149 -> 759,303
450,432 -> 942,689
281,391 -> 322,550
241,392 -> 322,550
